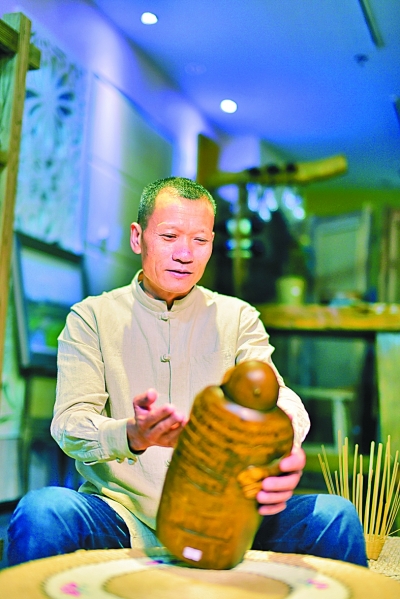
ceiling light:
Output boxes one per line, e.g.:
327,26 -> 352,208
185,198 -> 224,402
141,12 -> 158,25
220,99 -> 237,114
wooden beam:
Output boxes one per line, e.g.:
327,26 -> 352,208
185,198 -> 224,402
196,134 -> 348,190
204,154 -> 348,188
0,13 -> 35,389
0,151 -> 8,167
0,15 -> 40,69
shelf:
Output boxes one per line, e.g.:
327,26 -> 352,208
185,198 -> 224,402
255,303 -> 400,333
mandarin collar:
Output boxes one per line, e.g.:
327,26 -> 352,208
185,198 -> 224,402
131,270 -> 198,313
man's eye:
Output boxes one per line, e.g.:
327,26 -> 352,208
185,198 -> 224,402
195,238 -> 208,243
161,234 -> 176,239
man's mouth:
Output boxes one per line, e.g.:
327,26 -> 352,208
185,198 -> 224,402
168,269 -> 192,276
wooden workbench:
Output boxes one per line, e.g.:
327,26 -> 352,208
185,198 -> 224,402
255,303 -> 400,453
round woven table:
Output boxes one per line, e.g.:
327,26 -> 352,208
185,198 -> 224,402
0,548 -> 398,599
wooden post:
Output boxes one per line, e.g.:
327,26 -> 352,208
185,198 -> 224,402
0,13 -> 40,393
231,184 -> 249,298
376,333 -> 400,452
196,133 -> 220,189
375,332 -> 400,532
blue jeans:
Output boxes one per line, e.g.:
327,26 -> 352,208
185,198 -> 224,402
7,487 -> 367,567
251,493 -> 368,566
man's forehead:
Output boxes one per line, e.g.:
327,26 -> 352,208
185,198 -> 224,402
155,189 -> 208,205
154,189 -> 185,207
153,191 -> 213,215
147,195 -> 214,233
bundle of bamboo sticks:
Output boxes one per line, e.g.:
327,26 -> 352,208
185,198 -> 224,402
318,433 -> 400,559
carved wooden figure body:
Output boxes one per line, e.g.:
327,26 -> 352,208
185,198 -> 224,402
156,360 -> 294,569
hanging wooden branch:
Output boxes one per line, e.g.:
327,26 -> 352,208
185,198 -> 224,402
196,133 -> 348,189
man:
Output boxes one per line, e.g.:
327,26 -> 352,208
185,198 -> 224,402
8,177 -> 367,567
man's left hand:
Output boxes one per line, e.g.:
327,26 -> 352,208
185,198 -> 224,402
256,446 -> 306,516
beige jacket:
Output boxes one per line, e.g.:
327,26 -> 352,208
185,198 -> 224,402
51,271 -> 310,546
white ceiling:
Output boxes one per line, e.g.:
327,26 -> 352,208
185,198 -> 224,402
91,0 -> 400,188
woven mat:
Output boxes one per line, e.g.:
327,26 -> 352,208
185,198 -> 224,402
368,537 -> 400,582
1,548 -> 400,598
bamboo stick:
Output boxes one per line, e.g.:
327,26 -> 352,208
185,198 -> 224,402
352,444 -> 359,505
379,457 -> 397,536
386,462 -> 400,534
364,442 -> 375,536
318,435 -> 400,559
358,466 -> 364,525
387,485 -> 400,536
338,430 -> 344,497
343,436 -> 349,500
374,442 -> 389,536
322,445 -> 335,494
369,443 -> 382,536
386,437 -> 391,497
318,454 -> 334,495
334,471 -> 340,496
356,472 -> 362,522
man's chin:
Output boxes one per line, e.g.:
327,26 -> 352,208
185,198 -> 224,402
168,285 -> 194,298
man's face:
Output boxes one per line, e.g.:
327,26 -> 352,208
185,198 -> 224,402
130,190 -> 215,307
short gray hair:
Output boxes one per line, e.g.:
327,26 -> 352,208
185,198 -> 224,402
138,177 -> 216,229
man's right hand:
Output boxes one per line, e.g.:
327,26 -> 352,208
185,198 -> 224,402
126,389 -> 187,453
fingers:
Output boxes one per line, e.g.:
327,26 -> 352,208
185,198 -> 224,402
157,418 -> 187,447
127,411 -> 182,452
256,485 -> 296,516
128,389 -> 187,451
258,502 -> 288,516
260,471 -> 302,493
134,389 -> 179,430
147,409 -> 185,437
256,450 -> 304,516
133,388 -> 158,410
257,487 -> 293,504
136,402 -> 176,429
148,411 -> 186,448
279,446 -> 306,473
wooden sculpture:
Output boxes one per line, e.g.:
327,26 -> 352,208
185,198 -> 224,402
156,360 -> 294,569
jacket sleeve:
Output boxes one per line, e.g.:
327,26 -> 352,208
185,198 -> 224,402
51,305 -> 139,464
235,302 -> 310,447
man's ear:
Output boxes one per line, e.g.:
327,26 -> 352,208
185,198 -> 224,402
130,222 -> 142,255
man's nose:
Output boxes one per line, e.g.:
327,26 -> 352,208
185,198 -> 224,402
173,240 -> 193,262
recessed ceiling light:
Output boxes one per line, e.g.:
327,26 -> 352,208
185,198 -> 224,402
141,12 -> 158,25
220,99 -> 237,113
